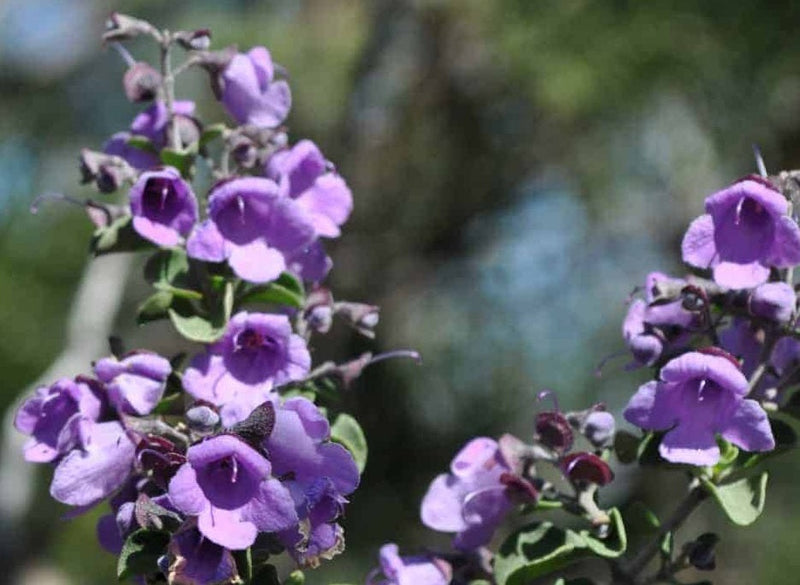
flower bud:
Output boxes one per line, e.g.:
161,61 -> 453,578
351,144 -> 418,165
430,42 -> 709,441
136,435 -> 186,490
304,287 -> 334,334
174,29 -> 212,51
535,411 -> 573,454
686,533 -> 719,571
499,472 -> 539,504
749,281 -> 796,323
230,134 -> 259,168
123,62 -> 162,102
334,302 -> 380,338
103,13 -> 157,42
582,410 -> 616,448
174,114 -> 202,149
186,405 -> 220,431
561,452 -> 614,486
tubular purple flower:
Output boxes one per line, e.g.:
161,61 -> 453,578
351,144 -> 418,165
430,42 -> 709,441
182,312 -> 311,427
15,377 -> 102,463
129,168 -> 198,247
623,351 -> 775,465
420,437 -> 514,550
266,140 -> 353,238
682,177 -> 800,289
186,177 -> 316,283
366,543 -> 452,585
749,281 -> 796,323
167,526 -> 240,585
168,434 -> 298,549
94,351 -> 172,416
220,47 -> 291,128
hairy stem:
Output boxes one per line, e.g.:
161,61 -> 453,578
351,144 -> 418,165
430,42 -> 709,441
619,485 -> 707,584
160,32 -> 181,151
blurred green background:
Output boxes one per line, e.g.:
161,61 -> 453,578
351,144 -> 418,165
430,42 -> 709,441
2,0 -> 800,583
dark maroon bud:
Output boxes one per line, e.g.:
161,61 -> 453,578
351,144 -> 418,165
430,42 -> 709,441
535,411 -> 573,454
500,472 -> 539,504
680,284 -> 708,312
174,29 -> 212,51
136,435 -> 186,490
561,452 -> 614,486
103,13 -> 157,42
686,533 -> 719,571
334,302 -> 380,339
123,62 -> 162,102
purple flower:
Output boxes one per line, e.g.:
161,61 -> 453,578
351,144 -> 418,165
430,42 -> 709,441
186,177 -> 316,283
183,312 -> 311,427
15,377 -> 102,463
719,318 -> 763,378
624,351 -> 775,465
749,282 -> 796,323
266,140 -> 353,238
682,177 -> 800,289
94,351 -> 172,416
129,168 -> 198,247
50,421 -> 137,506
420,437 -> 514,550
220,47 -> 291,128
367,543 -> 452,585
265,397 -> 360,565
167,526 -> 240,585
168,434 -> 297,549
286,241 -> 333,283
104,100 -> 196,170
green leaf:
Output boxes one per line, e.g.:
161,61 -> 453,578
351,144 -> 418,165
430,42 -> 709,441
144,248 -> 191,287
275,271 -> 305,297
239,280 -> 305,309
151,390 -> 184,415
493,522 -> 587,585
330,413 -> 368,474
160,147 -> 195,178
136,290 -> 174,325
199,123 -> 227,147
126,134 -> 157,153
168,305 -> 225,343
90,215 -> 151,256
580,508 -> 627,558
703,471 -> 768,526
117,528 -> 169,580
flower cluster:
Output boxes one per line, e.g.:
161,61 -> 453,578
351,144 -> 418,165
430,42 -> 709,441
15,14 -> 380,585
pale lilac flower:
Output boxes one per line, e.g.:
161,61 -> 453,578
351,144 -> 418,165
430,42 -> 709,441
168,434 -> 297,549
183,312 -> 310,427
186,177 -> 316,283
94,351 -> 171,416
220,47 -> 291,128
421,437 -> 514,550
129,168 -> 198,247
266,397 -> 360,565
50,421 -> 137,506
749,282 -> 796,323
266,140 -> 353,238
624,351 -> 775,465
15,377 -> 102,463
682,177 -> 800,289
366,543 -> 452,585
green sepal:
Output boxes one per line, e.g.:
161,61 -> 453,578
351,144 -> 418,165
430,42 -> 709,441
117,528 -> 170,580
136,290 -> 174,325
330,413 -> 368,474
91,215 -> 151,256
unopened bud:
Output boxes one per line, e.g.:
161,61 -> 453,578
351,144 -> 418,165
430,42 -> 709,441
582,410 -> 616,448
749,281 -> 796,323
174,115 -> 202,149
103,13 -> 157,43
561,452 -> 614,486
174,29 -> 212,51
334,302 -> 380,338
686,533 -> 719,571
186,405 -> 220,432
304,287 -> 334,334
535,411 -> 573,454
230,135 -> 259,168
123,62 -> 162,102
500,472 -> 539,504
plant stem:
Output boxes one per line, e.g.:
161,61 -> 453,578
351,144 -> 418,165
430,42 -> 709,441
159,32 -> 181,151
619,485 -> 707,584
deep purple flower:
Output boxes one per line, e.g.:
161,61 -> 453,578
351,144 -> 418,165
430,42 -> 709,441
366,543 -> 452,585
624,351 -> 775,465
50,421 -> 137,506
286,241 -> 333,283
266,140 -> 353,238
682,177 -> 800,289
129,168 -> 198,247
94,351 -> 172,416
104,100 -> 196,170
167,526 -> 240,585
421,437 -> 514,550
749,281 -> 796,323
168,434 -> 297,549
186,177 -> 316,283
15,377 -> 102,463
220,47 -> 291,128
266,397 -> 360,565
183,312 -> 311,427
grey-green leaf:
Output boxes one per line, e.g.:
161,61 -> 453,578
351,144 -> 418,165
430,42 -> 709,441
330,413 -> 368,473
136,290 -> 173,325
703,472 -> 768,526
117,528 -> 169,579
168,308 -> 226,343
